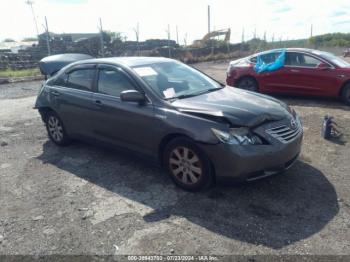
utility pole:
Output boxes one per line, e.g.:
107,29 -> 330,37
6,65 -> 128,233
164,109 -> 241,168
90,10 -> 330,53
263,31 -> 267,50
241,27 -> 245,43
279,36 -> 282,47
166,24 -> 171,58
253,28 -> 257,39
25,0 -> 39,37
240,27 -> 245,52
176,25 -> 179,45
133,22 -> 140,56
310,24 -> 313,38
99,18 -> 104,57
207,5 -> 211,34
44,16 -> 51,55
183,33 -> 188,47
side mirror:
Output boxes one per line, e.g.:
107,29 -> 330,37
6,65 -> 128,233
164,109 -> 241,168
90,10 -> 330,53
317,62 -> 331,70
120,90 -> 146,103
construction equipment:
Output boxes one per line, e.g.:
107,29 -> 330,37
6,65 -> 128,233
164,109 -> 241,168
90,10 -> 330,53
191,28 -> 231,48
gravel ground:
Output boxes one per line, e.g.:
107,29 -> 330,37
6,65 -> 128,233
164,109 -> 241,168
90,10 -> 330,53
0,62 -> 349,260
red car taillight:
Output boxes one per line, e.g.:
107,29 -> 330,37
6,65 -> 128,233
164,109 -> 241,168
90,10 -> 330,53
227,68 -> 236,78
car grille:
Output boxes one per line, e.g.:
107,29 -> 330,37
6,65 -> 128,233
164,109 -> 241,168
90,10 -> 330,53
266,124 -> 301,143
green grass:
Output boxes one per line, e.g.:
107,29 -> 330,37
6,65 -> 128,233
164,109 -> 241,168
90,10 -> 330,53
0,68 -> 41,78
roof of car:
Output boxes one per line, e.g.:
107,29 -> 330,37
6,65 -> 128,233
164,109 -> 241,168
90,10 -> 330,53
78,56 -> 175,67
252,48 -> 320,57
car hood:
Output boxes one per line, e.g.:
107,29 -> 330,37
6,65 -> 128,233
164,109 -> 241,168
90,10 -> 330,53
171,86 -> 291,127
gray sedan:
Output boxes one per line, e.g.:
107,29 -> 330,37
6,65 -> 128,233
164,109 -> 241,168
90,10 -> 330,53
35,56 -> 303,191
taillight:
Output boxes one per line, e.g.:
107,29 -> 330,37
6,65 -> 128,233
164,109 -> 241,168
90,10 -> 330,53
227,67 -> 236,78
227,65 -> 233,77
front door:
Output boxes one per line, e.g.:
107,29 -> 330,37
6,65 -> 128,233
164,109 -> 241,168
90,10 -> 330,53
90,65 -> 156,156
282,52 -> 338,96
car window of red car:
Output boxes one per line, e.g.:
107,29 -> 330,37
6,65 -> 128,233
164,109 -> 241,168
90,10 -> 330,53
249,52 -> 281,64
285,52 -> 321,68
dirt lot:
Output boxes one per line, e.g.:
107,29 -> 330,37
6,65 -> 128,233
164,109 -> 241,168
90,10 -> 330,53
0,62 -> 350,259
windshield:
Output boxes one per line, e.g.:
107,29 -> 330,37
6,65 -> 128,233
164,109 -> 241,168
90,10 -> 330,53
132,61 -> 222,99
313,50 -> 350,68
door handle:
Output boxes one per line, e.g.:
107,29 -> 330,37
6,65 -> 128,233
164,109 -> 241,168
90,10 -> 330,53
51,90 -> 60,96
290,69 -> 299,73
94,100 -> 102,105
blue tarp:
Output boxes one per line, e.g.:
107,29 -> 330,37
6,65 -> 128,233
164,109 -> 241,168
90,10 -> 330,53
254,49 -> 286,74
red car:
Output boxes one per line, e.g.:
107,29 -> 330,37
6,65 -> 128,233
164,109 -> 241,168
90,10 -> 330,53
226,48 -> 350,105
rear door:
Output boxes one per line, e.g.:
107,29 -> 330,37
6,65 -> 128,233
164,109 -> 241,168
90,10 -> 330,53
253,51 -> 291,93
90,64 -> 156,155
282,52 -> 338,95
49,64 -> 96,137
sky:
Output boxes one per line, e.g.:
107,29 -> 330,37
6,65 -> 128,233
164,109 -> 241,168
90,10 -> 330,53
0,0 -> 350,44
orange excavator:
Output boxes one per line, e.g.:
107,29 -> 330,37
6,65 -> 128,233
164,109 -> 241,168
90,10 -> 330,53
191,28 -> 231,48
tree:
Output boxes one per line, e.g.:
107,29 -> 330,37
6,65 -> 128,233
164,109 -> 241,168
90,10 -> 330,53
3,38 -> 15,42
309,33 -> 350,47
105,31 -> 122,41
22,37 -> 38,42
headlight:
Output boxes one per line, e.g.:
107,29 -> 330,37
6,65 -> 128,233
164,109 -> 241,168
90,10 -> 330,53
211,127 -> 263,145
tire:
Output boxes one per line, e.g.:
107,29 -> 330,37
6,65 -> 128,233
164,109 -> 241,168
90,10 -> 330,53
163,137 -> 214,191
341,83 -> 350,105
237,76 -> 259,92
45,111 -> 71,146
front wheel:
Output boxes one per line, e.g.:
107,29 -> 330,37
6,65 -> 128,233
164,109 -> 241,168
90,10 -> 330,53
163,137 -> 214,191
237,77 -> 259,92
45,111 -> 71,146
341,83 -> 350,105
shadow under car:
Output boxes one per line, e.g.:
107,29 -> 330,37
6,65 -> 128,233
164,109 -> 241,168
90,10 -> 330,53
37,140 -> 339,249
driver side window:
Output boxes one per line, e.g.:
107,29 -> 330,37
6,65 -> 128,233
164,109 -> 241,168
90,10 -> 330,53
97,68 -> 135,97
285,52 -> 321,68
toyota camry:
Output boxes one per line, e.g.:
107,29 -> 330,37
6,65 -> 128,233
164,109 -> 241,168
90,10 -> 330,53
35,56 -> 303,191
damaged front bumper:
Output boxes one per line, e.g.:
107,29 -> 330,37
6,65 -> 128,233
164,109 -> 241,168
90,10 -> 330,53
199,129 -> 303,181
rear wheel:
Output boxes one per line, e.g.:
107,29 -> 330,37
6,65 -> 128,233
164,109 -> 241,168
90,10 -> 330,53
45,111 -> 71,146
237,77 -> 258,92
163,137 -> 213,191
341,83 -> 350,105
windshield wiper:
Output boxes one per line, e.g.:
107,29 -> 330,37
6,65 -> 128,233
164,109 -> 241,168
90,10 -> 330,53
166,87 -> 224,100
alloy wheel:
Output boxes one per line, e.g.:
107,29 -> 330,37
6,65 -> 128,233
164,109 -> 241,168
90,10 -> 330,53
169,146 -> 203,185
345,89 -> 350,103
239,78 -> 257,91
47,115 -> 64,142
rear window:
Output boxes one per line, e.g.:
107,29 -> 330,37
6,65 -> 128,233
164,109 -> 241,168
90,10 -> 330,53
65,69 -> 95,91
48,74 -> 68,86
249,52 -> 281,64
